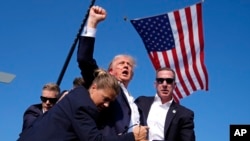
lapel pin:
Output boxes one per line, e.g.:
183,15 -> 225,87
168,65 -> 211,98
172,110 -> 176,114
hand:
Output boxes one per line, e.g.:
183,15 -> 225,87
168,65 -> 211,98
87,5 -> 107,28
133,125 -> 149,141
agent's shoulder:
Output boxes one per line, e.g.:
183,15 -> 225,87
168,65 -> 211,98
135,96 -> 154,104
173,102 -> 194,115
27,103 -> 42,110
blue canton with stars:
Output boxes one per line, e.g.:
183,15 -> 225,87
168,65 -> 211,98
131,14 -> 175,52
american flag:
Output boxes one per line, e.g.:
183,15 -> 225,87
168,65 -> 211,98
131,2 -> 208,102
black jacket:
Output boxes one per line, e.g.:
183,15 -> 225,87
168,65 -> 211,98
18,86 -> 135,141
135,96 -> 195,141
77,36 -> 146,135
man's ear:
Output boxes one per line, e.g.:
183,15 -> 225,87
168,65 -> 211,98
173,82 -> 177,88
108,68 -> 113,74
154,81 -> 157,88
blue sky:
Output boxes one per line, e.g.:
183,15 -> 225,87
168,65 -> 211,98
1,0 -> 250,140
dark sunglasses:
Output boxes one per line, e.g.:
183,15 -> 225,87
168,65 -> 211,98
40,96 -> 57,104
156,78 -> 174,84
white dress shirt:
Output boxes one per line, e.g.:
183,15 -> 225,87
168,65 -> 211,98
147,94 -> 173,141
120,83 -> 140,132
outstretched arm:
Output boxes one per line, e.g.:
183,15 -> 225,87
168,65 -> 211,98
77,6 -> 107,88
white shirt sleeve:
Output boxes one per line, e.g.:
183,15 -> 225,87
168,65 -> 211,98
81,26 -> 97,37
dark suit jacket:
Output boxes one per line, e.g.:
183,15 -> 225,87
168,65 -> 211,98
18,86 -> 135,141
22,104 -> 43,131
77,36 -> 146,135
135,96 -> 195,141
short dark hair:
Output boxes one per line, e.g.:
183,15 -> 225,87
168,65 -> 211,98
73,77 -> 85,87
156,67 -> 176,81
42,83 -> 60,95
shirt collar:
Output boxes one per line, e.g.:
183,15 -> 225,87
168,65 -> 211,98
154,94 -> 173,107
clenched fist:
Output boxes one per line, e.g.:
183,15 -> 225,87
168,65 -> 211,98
87,5 -> 107,28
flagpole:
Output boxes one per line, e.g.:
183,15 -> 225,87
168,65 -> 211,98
56,0 -> 96,86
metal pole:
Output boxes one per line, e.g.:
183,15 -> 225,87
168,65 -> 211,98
56,0 -> 96,86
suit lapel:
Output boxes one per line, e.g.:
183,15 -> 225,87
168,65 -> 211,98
143,97 -> 154,120
164,101 -> 178,135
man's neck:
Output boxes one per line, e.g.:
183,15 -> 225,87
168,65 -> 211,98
120,80 -> 129,88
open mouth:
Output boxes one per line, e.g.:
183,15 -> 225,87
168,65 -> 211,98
122,70 -> 129,75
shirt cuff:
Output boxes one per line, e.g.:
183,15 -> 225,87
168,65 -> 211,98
81,26 -> 97,37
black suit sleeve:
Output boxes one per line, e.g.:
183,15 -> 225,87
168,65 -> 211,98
178,110 -> 195,141
77,36 -> 98,89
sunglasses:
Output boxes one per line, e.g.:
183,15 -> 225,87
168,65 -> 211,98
156,78 -> 174,84
40,96 -> 57,104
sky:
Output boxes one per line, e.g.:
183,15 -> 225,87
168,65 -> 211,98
1,0 -> 250,140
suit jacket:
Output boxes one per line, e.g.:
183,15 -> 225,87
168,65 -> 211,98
135,96 -> 195,141
22,103 -> 43,131
18,86 -> 135,141
77,36 -> 146,135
